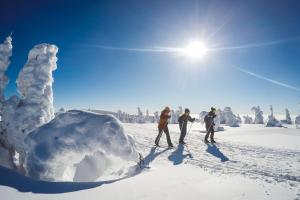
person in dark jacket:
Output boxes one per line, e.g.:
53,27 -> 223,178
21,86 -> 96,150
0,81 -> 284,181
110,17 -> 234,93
204,107 -> 217,143
155,107 -> 173,147
178,108 -> 195,144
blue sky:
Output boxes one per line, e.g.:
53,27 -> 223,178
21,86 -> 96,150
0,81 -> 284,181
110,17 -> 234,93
0,0 -> 300,114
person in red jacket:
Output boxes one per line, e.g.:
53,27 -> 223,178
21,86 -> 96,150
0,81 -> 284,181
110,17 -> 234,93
155,107 -> 174,148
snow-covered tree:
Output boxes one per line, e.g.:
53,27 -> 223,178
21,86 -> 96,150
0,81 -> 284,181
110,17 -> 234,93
237,114 -> 242,124
154,111 -> 159,123
223,107 -> 240,127
169,106 -> 183,124
285,108 -> 292,124
0,35 -> 14,169
295,114 -> 300,128
251,106 -> 264,124
266,105 -> 282,127
2,44 -> 58,169
136,107 -> 145,123
243,115 -> 253,124
218,109 -> 226,124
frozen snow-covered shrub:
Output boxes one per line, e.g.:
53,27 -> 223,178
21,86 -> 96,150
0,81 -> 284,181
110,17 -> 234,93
2,44 -> 58,165
0,35 -> 13,152
0,35 -> 12,107
243,115 -> 253,124
266,105 -> 282,127
251,106 -> 264,124
218,109 -> 226,124
136,107 -> 145,123
295,115 -> 300,128
223,107 -> 240,127
25,110 -> 138,181
169,106 -> 183,124
199,111 -> 208,124
283,108 -> 292,124
237,114 -> 242,124
199,110 -> 224,131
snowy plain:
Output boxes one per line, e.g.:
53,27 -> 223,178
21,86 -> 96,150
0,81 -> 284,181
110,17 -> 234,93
0,122 -> 299,200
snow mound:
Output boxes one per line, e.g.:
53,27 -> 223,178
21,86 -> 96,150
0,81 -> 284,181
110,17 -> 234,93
25,110 -> 138,182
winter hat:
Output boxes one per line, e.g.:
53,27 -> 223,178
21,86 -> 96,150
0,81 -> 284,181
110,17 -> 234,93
185,108 -> 190,113
211,107 -> 216,111
164,106 -> 170,112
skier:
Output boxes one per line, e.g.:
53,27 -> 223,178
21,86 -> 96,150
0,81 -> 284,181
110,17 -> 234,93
204,107 -> 217,143
155,106 -> 174,148
178,108 -> 195,144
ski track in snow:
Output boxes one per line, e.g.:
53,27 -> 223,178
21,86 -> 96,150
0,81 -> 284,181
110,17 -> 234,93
124,123 -> 300,197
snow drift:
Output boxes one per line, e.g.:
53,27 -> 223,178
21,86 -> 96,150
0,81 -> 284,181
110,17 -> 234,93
25,110 -> 138,182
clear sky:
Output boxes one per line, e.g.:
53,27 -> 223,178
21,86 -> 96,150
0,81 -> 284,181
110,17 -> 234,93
0,0 -> 300,114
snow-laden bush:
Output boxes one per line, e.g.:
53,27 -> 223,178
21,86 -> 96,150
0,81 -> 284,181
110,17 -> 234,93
266,105 -> 282,127
283,108 -> 292,124
243,115 -> 253,124
199,110 -> 224,131
251,106 -> 264,124
2,44 -> 58,167
295,115 -> 300,128
0,35 -> 12,108
25,110 -> 138,181
237,114 -> 242,124
223,107 -> 240,127
169,106 -> 183,124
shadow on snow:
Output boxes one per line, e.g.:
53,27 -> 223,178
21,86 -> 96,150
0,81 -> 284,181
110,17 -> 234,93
168,144 -> 192,165
0,146 -> 167,194
206,143 -> 229,162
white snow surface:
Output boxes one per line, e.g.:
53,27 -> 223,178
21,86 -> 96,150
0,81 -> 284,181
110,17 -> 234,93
25,110 -> 138,182
1,122 -> 299,200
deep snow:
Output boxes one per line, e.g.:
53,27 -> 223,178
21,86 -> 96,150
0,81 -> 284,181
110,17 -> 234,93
0,122 -> 299,200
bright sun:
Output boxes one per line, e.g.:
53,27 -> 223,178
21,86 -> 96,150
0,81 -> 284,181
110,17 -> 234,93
183,41 -> 208,60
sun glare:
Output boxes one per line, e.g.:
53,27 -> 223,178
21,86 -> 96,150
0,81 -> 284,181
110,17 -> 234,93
183,41 -> 208,60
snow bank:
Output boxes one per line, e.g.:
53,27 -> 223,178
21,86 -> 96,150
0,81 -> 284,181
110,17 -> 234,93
266,106 -> 282,127
251,106 -> 264,124
25,110 -> 138,182
2,44 -> 58,158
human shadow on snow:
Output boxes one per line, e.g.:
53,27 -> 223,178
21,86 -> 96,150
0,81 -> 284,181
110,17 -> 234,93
168,144 -> 192,165
206,143 -> 229,162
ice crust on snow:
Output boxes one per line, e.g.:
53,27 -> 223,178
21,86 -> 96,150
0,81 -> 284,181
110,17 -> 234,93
2,44 -> 58,158
25,110 -> 138,181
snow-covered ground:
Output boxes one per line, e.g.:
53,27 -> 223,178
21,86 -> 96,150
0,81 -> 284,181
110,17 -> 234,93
0,122 -> 299,200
